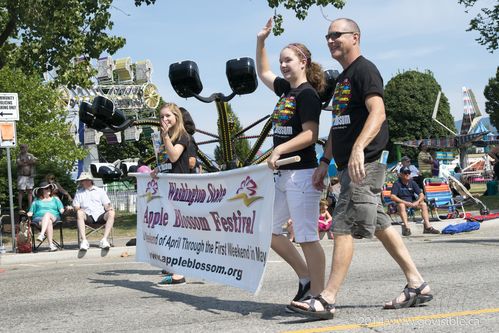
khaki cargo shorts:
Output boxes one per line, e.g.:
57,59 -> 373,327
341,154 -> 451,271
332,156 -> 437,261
332,161 -> 391,238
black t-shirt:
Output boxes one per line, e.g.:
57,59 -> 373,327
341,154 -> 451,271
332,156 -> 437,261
391,178 -> 421,202
157,133 -> 191,174
329,56 -> 389,170
186,135 -> 198,173
272,77 -> 321,170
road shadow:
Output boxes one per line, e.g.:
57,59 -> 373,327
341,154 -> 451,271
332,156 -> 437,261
429,238 -> 499,244
88,272 -> 378,323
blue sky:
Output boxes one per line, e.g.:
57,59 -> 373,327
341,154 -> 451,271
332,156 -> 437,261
108,0 -> 497,151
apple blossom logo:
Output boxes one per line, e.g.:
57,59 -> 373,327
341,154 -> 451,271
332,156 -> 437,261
228,176 -> 263,207
141,179 -> 161,202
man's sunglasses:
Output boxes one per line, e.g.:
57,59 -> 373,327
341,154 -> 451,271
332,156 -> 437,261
402,171 -> 411,175
325,31 -> 357,41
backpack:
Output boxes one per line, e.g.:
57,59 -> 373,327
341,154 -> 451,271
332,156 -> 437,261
16,215 -> 32,253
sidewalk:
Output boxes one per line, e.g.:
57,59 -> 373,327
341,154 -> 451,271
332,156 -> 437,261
0,237 -> 136,266
2,215 -> 498,266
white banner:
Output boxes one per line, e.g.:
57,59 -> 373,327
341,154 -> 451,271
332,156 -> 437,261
134,164 -> 274,294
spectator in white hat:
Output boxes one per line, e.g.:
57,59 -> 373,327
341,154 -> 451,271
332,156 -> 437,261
72,172 -> 115,250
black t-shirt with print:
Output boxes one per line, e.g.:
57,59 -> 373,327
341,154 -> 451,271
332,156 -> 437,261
329,56 -> 389,170
272,77 -> 321,170
157,133 -> 191,174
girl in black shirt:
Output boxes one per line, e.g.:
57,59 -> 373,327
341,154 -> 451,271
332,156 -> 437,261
256,18 -> 326,307
151,102 -> 191,285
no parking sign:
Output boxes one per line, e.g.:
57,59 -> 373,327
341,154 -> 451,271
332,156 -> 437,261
0,93 -> 18,148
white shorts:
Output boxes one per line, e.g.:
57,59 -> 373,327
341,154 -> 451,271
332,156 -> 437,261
18,176 -> 34,190
273,168 -> 321,243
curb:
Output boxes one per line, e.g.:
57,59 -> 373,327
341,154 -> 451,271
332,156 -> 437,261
0,245 -> 136,266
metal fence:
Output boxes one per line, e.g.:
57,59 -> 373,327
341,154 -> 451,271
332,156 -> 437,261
105,190 -> 137,213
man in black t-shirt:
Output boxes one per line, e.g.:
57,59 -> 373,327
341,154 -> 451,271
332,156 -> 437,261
291,18 -> 434,319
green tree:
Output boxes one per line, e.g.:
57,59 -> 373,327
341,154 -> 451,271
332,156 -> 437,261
0,0 -> 153,87
484,66 -> 499,129
384,70 -> 456,162
214,103 -> 251,168
459,0 -> 499,52
0,67 -> 87,203
267,0 -> 345,35
0,67 -> 87,168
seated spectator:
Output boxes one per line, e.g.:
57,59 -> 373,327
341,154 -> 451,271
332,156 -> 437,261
397,156 -> 420,178
72,172 -> 115,250
27,181 -> 65,252
45,174 -> 73,204
318,199 -> 333,240
390,166 -> 440,236
397,156 -> 423,189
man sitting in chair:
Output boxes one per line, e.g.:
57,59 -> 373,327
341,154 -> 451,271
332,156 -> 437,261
390,166 -> 440,236
73,172 -> 115,250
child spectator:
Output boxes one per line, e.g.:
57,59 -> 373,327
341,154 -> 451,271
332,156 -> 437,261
318,200 -> 333,240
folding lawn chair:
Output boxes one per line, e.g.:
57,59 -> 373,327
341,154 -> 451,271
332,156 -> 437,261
31,217 -> 64,252
423,177 -> 464,221
77,219 -> 114,248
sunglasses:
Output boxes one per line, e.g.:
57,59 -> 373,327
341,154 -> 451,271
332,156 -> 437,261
402,171 -> 411,175
325,31 -> 357,41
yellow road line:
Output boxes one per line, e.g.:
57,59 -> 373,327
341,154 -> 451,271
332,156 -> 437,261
282,307 -> 499,333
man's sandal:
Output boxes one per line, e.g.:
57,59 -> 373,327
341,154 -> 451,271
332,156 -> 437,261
383,282 -> 433,309
289,294 -> 336,320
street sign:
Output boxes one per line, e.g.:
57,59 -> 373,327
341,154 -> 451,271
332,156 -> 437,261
0,93 -> 19,121
0,121 -> 16,147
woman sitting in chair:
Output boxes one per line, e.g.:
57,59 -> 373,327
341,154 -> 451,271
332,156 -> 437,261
27,181 -> 65,252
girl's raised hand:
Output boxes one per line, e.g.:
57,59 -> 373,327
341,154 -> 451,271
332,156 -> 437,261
257,18 -> 273,41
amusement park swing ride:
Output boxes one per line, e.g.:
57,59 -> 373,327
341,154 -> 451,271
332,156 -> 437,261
66,55 -> 338,178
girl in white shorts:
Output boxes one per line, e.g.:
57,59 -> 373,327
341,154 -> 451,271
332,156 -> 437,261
256,18 -> 326,307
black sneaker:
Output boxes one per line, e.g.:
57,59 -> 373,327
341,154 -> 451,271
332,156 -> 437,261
285,281 -> 311,313
293,281 -> 311,301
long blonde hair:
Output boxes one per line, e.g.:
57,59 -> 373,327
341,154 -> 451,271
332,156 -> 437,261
159,102 -> 187,142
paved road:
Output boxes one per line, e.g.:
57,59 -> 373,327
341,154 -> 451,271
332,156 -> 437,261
1,220 -> 498,333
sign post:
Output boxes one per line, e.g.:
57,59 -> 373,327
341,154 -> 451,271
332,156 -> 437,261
0,93 -> 19,252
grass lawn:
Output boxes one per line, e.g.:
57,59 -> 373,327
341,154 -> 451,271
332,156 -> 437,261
470,195 -> 499,211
